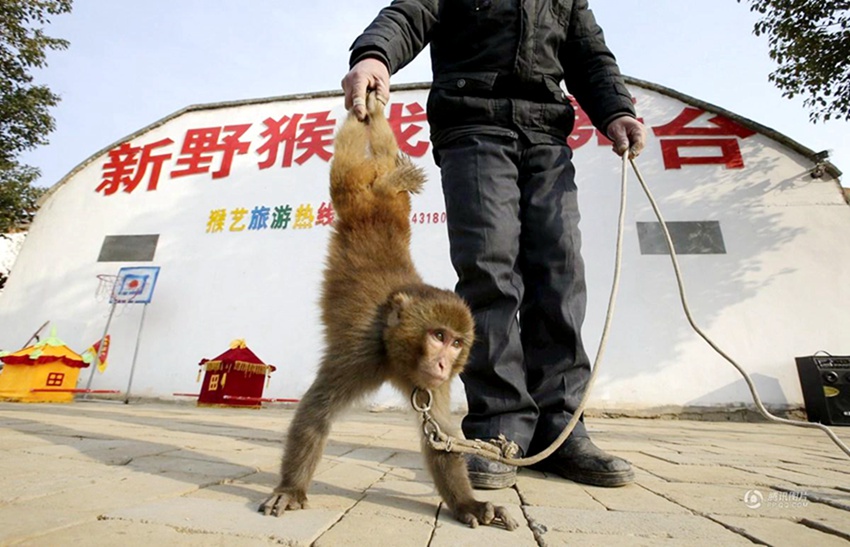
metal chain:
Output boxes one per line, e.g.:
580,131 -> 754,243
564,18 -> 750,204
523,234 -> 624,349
411,387 -> 508,460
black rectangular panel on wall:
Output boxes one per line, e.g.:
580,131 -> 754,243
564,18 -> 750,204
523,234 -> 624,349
97,235 -> 159,262
637,221 -> 726,255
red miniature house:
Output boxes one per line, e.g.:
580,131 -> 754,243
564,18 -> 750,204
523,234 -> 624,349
197,339 -> 275,408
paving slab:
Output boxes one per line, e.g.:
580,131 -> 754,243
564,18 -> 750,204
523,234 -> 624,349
641,481 -> 803,517
582,483 -> 692,513
314,512 -> 434,547
12,519 -> 282,547
732,463 -> 850,489
314,480 -> 441,546
524,507 -> 753,544
431,503 -> 535,546
1,401 -> 849,546
0,472 -> 203,544
515,472 -> 606,510
774,485 -> 850,511
538,531 -> 758,546
710,515 -> 850,546
626,453 -> 776,485
381,450 -> 427,470
22,437 -> 179,466
103,497 -> 343,545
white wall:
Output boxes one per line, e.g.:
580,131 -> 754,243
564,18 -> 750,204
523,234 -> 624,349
0,233 -> 26,297
1,84 -> 847,411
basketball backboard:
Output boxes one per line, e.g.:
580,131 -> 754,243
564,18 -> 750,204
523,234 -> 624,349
112,266 -> 161,304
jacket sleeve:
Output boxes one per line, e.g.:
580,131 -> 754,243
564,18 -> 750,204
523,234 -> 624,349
560,0 -> 635,133
349,0 -> 439,74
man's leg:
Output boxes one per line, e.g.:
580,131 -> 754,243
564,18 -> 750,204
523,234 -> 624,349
517,142 -> 633,487
516,142 -> 590,448
437,133 -> 538,454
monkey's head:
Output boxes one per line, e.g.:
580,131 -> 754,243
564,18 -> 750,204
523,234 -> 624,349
383,287 -> 475,390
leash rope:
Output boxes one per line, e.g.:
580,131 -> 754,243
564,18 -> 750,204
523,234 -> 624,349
415,152 -> 850,463
629,157 -> 850,458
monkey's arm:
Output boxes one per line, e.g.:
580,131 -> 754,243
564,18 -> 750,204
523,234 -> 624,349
261,366 -> 380,517
422,388 -> 519,530
260,382 -> 331,516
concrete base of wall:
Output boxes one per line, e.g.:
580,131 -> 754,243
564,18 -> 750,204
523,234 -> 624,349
585,405 -> 808,423
72,395 -> 811,423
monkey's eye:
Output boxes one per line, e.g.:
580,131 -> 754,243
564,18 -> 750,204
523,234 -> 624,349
432,330 -> 445,342
451,339 -> 463,349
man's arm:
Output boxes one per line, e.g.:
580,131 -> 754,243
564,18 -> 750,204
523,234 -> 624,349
561,0 -> 645,156
342,0 -> 439,120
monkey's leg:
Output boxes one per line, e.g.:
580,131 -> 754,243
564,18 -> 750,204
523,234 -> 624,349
364,92 -> 398,163
329,112 -> 374,203
260,368 -> 359,517
422,387 -> 519,531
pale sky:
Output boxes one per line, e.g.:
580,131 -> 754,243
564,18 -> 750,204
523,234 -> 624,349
20,0 -> 849,188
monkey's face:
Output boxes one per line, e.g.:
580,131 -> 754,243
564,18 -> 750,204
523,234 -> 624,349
416,328 -> 466,389
383,288 -> 475,390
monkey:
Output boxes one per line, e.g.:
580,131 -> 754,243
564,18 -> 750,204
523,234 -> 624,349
259,94 -> 518,531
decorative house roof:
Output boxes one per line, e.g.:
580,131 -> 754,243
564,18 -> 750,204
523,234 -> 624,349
199,339 -> 276,375
0,329 -> 88,369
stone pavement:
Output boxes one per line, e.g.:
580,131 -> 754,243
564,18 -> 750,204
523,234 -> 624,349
0,401 -> 848,546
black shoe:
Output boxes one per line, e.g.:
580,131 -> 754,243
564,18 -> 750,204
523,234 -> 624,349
465,440 -> 521,490
532,436 -> 634,487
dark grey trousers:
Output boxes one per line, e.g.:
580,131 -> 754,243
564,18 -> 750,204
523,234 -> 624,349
436,132 -> 591,455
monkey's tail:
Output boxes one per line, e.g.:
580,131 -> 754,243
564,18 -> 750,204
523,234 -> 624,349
373,155 -> 426,196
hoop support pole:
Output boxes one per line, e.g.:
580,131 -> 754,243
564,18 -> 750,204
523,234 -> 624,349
124,303 -> 149,404
84,300 -> 117,398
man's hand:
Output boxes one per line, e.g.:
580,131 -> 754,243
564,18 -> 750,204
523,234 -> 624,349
607,116 -> 646,159
341,58 -> 390,121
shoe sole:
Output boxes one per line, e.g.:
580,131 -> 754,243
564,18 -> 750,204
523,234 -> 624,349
545,466 -> 635,488
468,470 -> 517,490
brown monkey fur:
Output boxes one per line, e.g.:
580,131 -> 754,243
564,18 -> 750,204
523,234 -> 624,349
260,94 -> 518,531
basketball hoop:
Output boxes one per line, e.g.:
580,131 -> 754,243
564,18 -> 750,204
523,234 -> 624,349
95,271 -> 153,314
95,274 -> 121,303
87,266 -> 162,402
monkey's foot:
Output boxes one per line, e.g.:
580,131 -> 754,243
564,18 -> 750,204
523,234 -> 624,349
259,487 -> 308,517
453,500 -> 519,531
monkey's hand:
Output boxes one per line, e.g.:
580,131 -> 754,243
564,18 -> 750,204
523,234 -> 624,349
453,500 -> 519,531
259,486 -> 308,517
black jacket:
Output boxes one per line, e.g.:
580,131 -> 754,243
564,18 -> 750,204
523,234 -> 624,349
350,0 -> 636,146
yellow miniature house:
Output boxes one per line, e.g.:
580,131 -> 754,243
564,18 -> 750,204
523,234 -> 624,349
0,331 -> 89,403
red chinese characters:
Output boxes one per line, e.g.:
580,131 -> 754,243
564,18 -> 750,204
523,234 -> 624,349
652,107 -> 756,169
387,102 -> 430,157
315,201 -> 334,227
97,139 -> 174,196
568,98 -> 613,150
171,124 -> 252,179
257,111 -> 336,169
96,102 -> 432,197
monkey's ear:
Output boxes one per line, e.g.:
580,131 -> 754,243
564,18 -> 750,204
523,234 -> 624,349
386,292 -> 413,327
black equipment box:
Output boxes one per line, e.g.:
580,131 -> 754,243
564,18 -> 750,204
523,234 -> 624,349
795,355 -> 850,426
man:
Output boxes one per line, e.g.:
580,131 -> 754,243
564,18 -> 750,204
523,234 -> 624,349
342,0 -> 646,489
